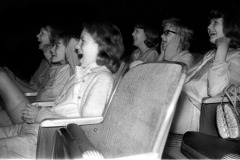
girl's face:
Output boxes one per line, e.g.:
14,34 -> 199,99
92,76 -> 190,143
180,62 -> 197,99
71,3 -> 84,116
132,27 -> 147,48
161,23 -> 178,51
75,29 -> 99,67
36,27 -> 51,50
207,18 -> 225,44
50,39 -> 66,64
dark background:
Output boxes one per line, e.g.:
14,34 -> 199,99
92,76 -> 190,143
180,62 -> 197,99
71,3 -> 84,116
0,0 -> 239,80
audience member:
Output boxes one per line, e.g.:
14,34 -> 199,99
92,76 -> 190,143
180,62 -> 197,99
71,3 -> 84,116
0,21 -> 124,159
0,32 -> 78,124
129,22 -> 159,69
157,17 -> 195,68
171,6 -> 240,134
3,25 -> 62,93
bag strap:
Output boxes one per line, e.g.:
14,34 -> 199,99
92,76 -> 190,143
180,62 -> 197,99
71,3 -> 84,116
225,84 -> 240,115
220,84 -> 232,106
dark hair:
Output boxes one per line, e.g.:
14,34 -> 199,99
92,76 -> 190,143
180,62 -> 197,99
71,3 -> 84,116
162,17 -> 193,51
135,23 -> 159,49
82,21 -> 124,73
208,6 -> 240,48
54,32 -> 72,47
43,24 -> 64,46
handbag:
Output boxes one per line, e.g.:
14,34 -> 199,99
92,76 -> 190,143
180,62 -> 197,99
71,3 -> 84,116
216,84 -> 240,139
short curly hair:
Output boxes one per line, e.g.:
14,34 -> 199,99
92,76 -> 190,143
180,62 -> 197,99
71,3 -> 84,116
83,21 -> 124,73
162,17 -> 194,51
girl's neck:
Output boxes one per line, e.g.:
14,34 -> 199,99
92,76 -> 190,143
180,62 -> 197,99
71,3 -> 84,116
81,60 -> 97,68
139,45 -> 149,54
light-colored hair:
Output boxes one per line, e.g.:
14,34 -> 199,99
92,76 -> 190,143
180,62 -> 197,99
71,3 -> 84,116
162,17 -> 193,51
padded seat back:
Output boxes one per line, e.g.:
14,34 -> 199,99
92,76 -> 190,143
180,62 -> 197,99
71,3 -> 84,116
84,62 -> 187,158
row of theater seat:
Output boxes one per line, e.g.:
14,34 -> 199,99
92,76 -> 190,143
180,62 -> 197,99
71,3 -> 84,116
27,61 -> 188,159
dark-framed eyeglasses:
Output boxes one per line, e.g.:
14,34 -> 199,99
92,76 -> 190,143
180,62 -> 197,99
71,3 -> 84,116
163,30 -> 178,36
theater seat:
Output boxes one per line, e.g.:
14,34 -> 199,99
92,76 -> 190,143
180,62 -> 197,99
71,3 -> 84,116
49,62 -> 187,159
36,61 -> 129,159
181,131 -> 240,159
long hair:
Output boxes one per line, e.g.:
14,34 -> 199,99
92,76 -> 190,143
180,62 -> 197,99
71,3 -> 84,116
83,21 -> 124,73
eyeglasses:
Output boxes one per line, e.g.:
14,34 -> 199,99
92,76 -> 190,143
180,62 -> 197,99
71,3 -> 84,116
163,30 -> 178,36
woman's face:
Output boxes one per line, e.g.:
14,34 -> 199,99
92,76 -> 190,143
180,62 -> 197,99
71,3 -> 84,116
50,39 -> 66,64
161,23 -> 178,51
132,27 -> 147,48
207,18 -> 225,44
36,27 -> 51,50
75,29 -> 99,67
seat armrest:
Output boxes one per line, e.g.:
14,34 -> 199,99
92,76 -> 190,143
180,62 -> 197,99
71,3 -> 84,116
31,101 -> 54,107
59,123 -> 159,159
40,116 -> 103,127
24,92 -> 38,96
202,96 -> 229,104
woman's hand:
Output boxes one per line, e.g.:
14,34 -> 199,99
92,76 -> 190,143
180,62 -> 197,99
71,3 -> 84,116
22,104 -> 41,123
164,35 -> 180,61
158,43 -> 165,61
215,37 -> 230,61
216,37 -> 230,48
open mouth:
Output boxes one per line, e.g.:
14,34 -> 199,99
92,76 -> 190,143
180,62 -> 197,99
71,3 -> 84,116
161,41 -> 167,46
78,53 -> 83,59
208,31 -> 216,37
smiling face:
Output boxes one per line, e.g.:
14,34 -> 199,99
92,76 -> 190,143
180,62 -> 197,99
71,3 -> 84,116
161,23 -> 178,51
36,27 -> 51,50
50,39 -> 66,64
208,18 -> 225,44
75,29 -> 99,67
132,27 -> 147,48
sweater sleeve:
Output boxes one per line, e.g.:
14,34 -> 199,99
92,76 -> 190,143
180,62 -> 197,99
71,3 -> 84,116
178,54 -> 195,69
35,107 -> 66,122
35,71 -> 113,122
208,53 -> 240,96
36,65 -> 71,101
81,73 -> 113,117
144,50 -> 159,62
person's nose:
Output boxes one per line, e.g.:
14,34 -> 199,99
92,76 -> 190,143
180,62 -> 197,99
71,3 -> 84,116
161,33 -> 165,39
50,46 -> 56,55
36,33 -> 40,39
207,22 -> 212,30
132,30 -> 135,36
75,40 -> 82,54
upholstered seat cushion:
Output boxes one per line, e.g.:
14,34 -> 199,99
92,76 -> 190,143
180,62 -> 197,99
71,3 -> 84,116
181,131 -> 240,159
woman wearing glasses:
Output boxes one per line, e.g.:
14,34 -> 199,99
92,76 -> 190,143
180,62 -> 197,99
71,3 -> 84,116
157,17 -> 194,68
129,22 -> 159,69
